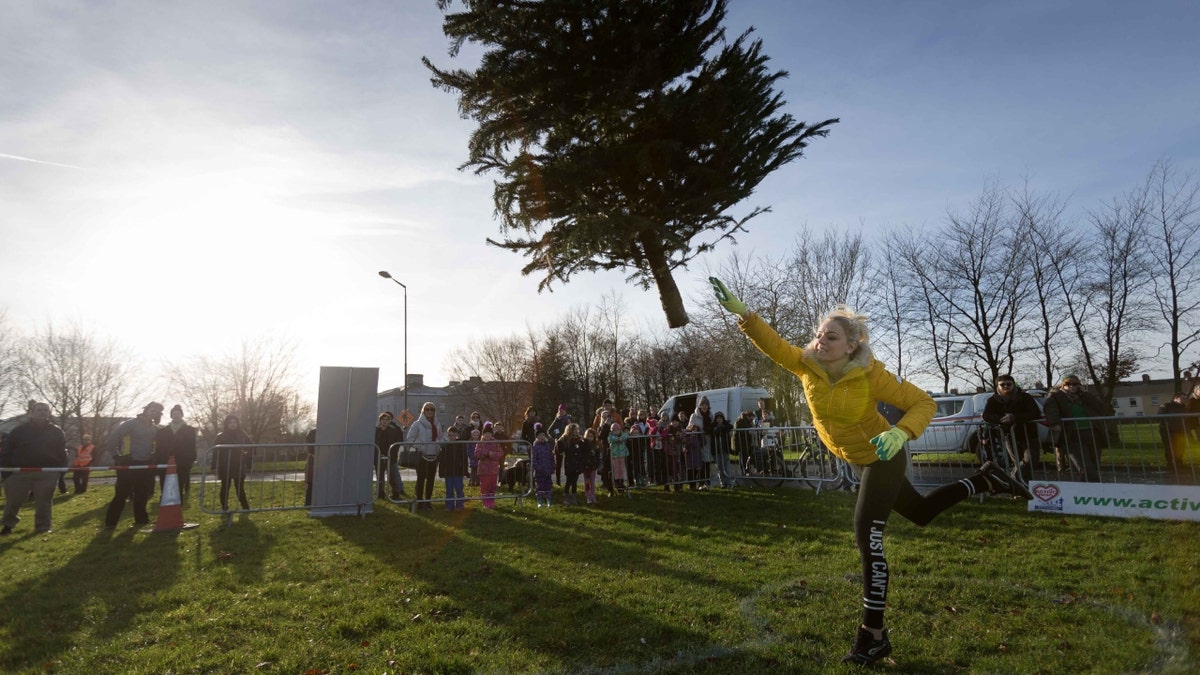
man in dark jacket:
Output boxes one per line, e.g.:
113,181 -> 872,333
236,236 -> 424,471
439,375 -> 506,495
982,375 -> 1044,481
733,410 -> 757,475
374,412 -> 404,499
103,401 -> 164,528
1,402 -> 68,535
1043,377 -> 1113,482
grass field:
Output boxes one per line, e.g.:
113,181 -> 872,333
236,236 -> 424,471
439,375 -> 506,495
0,479 -> 1196,674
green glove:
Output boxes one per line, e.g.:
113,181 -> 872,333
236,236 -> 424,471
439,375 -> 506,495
871,427 -> 908,461
709,277 -> 747,317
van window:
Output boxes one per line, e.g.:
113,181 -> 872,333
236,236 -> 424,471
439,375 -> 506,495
934,399 -> 965,418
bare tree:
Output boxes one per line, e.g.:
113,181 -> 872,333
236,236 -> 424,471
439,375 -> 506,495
1080,188 -> 1155,400
0,311 -> 18,418
1141,159 -> 1200,387
913,184 -> 1025,389
593,293 -> 628,410
625,328 -> 690,415
698,250 -> 810,420
690,234 -> 871,421
444,335 -> 533,432
554,306 -> 615,420
12,322 -> 142,444
894,231 -> 957,391
864,239 -> 919,378
1012,181 -> 1080,389
785,227 -> 872,334
164,338 -> 313,444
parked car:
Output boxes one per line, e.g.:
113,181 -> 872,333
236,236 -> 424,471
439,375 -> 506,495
907,390 -> 1050,455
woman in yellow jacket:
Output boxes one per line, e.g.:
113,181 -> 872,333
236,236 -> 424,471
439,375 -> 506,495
710,278 -> 1031,666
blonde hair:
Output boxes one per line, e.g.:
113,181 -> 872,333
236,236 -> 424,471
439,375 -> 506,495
807,304 -> 870,356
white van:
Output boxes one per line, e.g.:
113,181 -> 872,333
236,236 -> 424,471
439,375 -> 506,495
657,386 -> 772,424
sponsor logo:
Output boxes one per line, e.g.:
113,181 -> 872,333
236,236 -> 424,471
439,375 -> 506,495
1032,484 -> 1059,502
1031,482 -> 1064,512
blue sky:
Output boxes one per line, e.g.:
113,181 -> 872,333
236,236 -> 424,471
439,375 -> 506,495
1,1 -> 1197,403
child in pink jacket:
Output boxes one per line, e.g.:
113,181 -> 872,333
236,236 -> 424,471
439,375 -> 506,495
474,425 -> 505,508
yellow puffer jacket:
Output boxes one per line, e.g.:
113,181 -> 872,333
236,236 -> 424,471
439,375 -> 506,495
740,313 -> 936,466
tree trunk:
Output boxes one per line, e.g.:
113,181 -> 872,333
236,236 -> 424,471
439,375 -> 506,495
640,236 -> 690,328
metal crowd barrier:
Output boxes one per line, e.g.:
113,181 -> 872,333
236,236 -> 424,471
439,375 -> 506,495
198,443 -> 378,524
906,414 -> 1199,489
11,414 -> 1188,523
384,438 -> 533,511
620,429 -> 741,493
746,425 -> 859,493
605,427 -> 856,494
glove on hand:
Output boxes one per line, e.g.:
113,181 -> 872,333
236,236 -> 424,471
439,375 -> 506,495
709,277 -> 747,317
871,427 -> 908,461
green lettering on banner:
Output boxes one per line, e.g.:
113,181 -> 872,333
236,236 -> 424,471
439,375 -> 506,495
1057,484 -> 1200,521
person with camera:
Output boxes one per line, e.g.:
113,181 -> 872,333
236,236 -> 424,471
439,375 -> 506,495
982,374 -> 1044,481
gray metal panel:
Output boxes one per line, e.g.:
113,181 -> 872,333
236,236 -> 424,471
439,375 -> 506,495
311,366 -> 379,516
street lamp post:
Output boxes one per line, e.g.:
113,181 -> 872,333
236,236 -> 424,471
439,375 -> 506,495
378,271 -> 408,421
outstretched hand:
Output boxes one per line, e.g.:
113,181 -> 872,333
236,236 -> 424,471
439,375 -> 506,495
870,427 -> 908,461
709,277 -> 747,317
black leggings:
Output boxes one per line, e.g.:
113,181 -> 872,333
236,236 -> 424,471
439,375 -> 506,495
852,450 -> 989,629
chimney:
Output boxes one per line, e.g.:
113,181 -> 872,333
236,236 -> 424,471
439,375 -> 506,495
406,374 -> 424,388
1142,374 -> 1150,383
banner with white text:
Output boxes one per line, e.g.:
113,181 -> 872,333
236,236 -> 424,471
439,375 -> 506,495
1028,481 -> 1200,521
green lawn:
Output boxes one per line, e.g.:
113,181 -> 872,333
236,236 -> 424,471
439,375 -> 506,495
0,481 -> 1196,674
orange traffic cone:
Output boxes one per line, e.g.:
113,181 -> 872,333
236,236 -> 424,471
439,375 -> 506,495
148,456 -> 198,532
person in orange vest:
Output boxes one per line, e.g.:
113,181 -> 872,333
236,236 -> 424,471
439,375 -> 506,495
72,434 -> 96,494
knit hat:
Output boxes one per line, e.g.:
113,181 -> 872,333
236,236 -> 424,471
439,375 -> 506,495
557,403 -> 567,411
170,404 -> 183,414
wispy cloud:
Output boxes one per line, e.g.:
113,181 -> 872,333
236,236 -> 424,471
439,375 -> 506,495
0,152 -> 86,170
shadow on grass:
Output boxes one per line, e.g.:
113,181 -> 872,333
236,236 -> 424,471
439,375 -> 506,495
330,504 -> 722,668
0,519 -> 184,669
305,487 -> 862,671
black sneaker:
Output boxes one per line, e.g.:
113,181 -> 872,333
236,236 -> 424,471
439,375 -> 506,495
842,626 -> 892,665
979,461 -> 1033,500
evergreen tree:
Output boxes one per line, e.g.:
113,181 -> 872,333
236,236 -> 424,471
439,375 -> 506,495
424,0 -> 837,327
